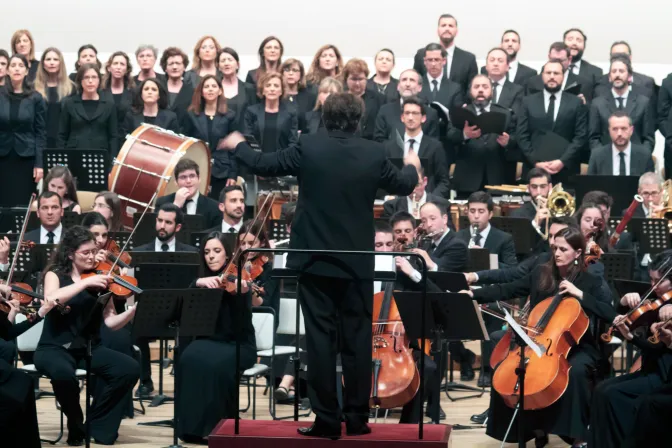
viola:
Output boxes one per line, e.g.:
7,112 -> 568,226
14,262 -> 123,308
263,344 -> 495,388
103,239 -> 132,269
220,263 -> 252,295
81,261 -> 143,299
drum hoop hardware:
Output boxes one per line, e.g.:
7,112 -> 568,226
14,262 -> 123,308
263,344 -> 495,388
117,194 -> 155,209
112,160 -> 172,181
125,135 -> 179,153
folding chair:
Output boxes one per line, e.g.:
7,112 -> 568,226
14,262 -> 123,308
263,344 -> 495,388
240,307 -> 274,419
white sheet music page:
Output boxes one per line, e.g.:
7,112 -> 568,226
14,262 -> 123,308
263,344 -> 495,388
504,308 -> 543,358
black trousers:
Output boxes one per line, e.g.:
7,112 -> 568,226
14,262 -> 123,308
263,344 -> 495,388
34,345 -> 139,444
0,339 -> 16,365
298,272 -> 372,429
136,337 -> 152,384
623,382 -> 672,447
0,361 -> 40,448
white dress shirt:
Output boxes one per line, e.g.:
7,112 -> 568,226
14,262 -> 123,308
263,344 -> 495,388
184,191 -> 199,215
154,237 -> 176,252
612,89 -> 629,108
221,220 -> 243,234
403,132 -> 423,157
445,46 -> 454,79
612,143 -> 631,176
570,60 -> 582,76
543,90 -> 562,123
508,61 -> 519,83
40,224 -> 63,245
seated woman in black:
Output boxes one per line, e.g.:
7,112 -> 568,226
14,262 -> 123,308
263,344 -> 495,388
0,283 -> 57,447
58,64 -> 119,158
180,74 -> 237,201
238,219 -> 280,316
303,77 -> 342,135
122,78 -> 179,136
463,226 -> 618,447
33,226 -> 139,445
44,165 -> 81,213
177,231 -> 256,444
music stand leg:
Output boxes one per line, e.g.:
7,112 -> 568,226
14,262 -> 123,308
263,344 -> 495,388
150,339 -> 174,407
85,338 -> 92,448
442,339 -> 484,402
168,325 -> 183,448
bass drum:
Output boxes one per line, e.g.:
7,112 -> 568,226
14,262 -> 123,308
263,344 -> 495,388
109,124 -> 211,229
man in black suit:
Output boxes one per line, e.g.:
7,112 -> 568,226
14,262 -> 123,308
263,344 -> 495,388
383,97 -> 450,197
155,158 -> 222,230
24,191 -> 64,245
525,42 -> 592,104
482,48 -> 523,112
499,30 -> 537,86
205,185 -> 245,234
588,111 -> 655,176
373,69 -> 440,142
418,43 -> 464,110
510,167 -> 552,227
412,201 -> 467,273
453,75 -> 517,195
133,203 -> 198,253
413,14 -> 477,94
481,33 -> 536,93
518,59 -> 589,186
563,28 -> 603,98
589,56 -> 655,152
221,93 -> 418,439
660,73 -> 672,179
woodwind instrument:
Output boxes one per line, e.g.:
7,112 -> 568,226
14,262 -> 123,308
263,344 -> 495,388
609,195 -> 643,247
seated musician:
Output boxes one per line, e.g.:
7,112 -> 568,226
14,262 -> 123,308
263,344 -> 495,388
0,283 -> 57,447
206,185 -> 245,234
238,219 -> 280,315
509,167 -> 552,222
589,250 -> 672,448
133,203 -> 198,253
462,226 -> 617,447
24,191 -> 64,245
93,191 -> 124,233
33,225 -> 139,446
574,202 -> 609,273
44,165 -> 82,214
155,158 -> 222,229
176,231 -> 255,445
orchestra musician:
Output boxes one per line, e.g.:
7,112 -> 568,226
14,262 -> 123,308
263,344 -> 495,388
176,231 -> 256,445
93,191 -> 123,233
33,225 -> 139,445
509,167 -> 553,221
238,219 -> 280,317
381,165 -> 452,222
208,185 -> 245,234
43,165 -> 81,214
24,191 -> 64,245
412,202 -> 468,273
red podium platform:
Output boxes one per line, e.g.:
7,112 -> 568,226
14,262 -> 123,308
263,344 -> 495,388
209,419 -> 451,448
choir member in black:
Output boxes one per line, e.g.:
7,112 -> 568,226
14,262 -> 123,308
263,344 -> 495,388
342,58 -> 385,140
93,191 -> 123,233
218,47 -> 257,130
180,74 -> 237,200
33,226 -> 139,445
58,64 -> 119,157
220,92 -> 419,438
463,226 -> 617,447
368,49 -> 398,103
483,48 -> 524,112
498,30 -> 537,86
44,165 -> 82,213
0,50 -> 8,87
101,51 -> 135,139
0,283 -> 58,448
10,29 -> 39,82
122,78 -> 179,136
176,231 -> 256,444
524,43 -> 592,104
239,220 -> 280,316
563,28 -> 603,98
595,42 -> 657,103
305,44 -> 344,88
183,35 -> 221,88
68,44 -> 101,82
303,77 -> 343,135
281,58 -> 317,128
133,45 -> 166,85
246,36 -> 283,85
34,47 -> 75,149
0,53 -> 46,206
589,251 -> 672,448
161,47 -> 193,123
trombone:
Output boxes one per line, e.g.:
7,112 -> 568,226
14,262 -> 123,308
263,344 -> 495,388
541,183 -> 576,240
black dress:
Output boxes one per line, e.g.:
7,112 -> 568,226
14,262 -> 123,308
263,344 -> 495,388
176,277 -> 256,441
472,267 -> 617,443
45,86 -> 64,149
33,273 -> 139,444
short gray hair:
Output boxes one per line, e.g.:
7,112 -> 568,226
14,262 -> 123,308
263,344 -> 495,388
639,172 -> 663,188
135,45 -> 158,59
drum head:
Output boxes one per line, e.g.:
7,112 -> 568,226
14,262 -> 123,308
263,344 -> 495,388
164,141 -> 211,196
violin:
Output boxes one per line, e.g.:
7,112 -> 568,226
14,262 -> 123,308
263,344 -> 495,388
81,261 -> 143,299
649,316 -> 672,344
103,239 -> 132,270
585,218 -> 605,266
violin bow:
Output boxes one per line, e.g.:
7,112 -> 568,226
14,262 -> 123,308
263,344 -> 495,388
5,193 -> 36,286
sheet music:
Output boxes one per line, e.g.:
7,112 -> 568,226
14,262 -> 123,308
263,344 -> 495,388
504,308 -> 543,358
374,254 -> 395,292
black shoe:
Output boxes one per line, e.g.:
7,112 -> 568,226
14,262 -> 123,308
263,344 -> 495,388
425,406 -> 446,421
346,423 -> 371,436
470,408 -> 489,424
67,424 -> 85,446
535,434 -> 549,448
297,422 -> 341,440
477,371 -> 492,388
460,364 -> 475,381
135,381 -> 154,398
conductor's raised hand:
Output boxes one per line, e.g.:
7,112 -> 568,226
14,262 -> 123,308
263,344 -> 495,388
218,131 -> 246,151
403,148 -> 421,171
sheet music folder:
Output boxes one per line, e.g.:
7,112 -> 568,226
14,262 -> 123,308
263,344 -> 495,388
449,107 -> 507,134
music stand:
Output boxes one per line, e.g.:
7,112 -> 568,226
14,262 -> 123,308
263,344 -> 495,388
127,251 -> 201,267
268,220 -> 289,241
572,175 -> 639,213
427,271 -> 469,292
109,232 -> 134,251
132,212 -> 205,246
602,253 -> 635,282
30,244 -> 56,278
134,289 -> 222,448
467,248 -> 491,272
44,149 -> 109,191
629,218 -> 670,254
613,279 -> 651,298
491,216 -> 538,256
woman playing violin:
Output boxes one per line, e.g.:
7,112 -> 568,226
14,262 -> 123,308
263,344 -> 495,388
238,219 -> 280,315
176,231 -> 256,445
32,226 -> 139,446
462,227 -> 617,447
589,249 -> 672,448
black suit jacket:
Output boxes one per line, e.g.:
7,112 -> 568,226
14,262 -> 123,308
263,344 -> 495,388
588,92 -> 655,151
235,130 -> 417,278
0,91 -> 46,167
587,143 -> 654,176
455,226 -> 518,268
168,81 -> 195,124
288,87 -> 317,132
494,80 -> 524,112
414,46 -> 478,94
155,193 -> 222,229
419,75 -> 464,110
383,135 -> 450,197
122,109 -> 180,138
577,60 -> 603,97
525,72 -> 593,102
367,77 -> 399,103
430,231 -> 468,272
596,72 -> 656,100
243,101 -> 299,152
453,103 -> 517,193
133,73 -> 167,87
658,73 -> 672,137
180,110 -> 237,179
101,88 -> 133,147
480,65 -> 537,92
373,100 -> 439,142
380,193 -> 452,227
509,201 -> 537,221
57,94 -> 119,156
302,110 -> 324,135
133,239 -> 198,252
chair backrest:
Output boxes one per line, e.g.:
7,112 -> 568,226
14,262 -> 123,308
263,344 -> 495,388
277,298 -> 305,336
15,313 -> 44,352
252,309 -> 275,351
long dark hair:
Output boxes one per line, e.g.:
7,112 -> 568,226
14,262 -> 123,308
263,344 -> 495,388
5,53 -> 33,95
538,226 -> 586,294
81,211 -> 109,229
44,226 -> 95,276
574,202 -> 608,252
95,191 -> 122,233
188,74 -> 227,115
131,78 -> 168,113
200,231 -> 234,276
238,219 -> 270,249
45,165 -> 79,204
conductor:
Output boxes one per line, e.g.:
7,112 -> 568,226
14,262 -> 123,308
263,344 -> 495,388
221,92 -> 419,439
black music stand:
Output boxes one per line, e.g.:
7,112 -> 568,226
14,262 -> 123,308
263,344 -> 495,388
132,212 -> 205,246
491,216 -> 539,257
109,232 -> 134,250
30,244 -> 56,280
427,271 -> 469,292
572,175 -> 639,213
467,248 -> 491,272
134,289 -> 222,448
44,149 -> 109,191
268,220 -> 289,241
127,251 -> 201,267
602,253 -> 635,282
628,218 -> 670,254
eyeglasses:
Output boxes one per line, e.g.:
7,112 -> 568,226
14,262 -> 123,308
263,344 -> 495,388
75,249 -> 98,256
348,77 -> 367,83
641,191 -> 661,197
403,111 -> 422,117
92,203 -> 110,210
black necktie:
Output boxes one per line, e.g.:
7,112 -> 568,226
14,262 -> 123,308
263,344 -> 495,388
428,242 -> 437,256
619,152 -> 626,176
408,139 -> 416,154
161,243 -> 169,252
616,97 -> 624,110
431,80 -> 438,100
569,64 -> 577,75
473,233 -> 482,246
229,227 -> 237,233
492,82 -> 499,103
46,231 -> 55,244
478,106 -> 486,115
547,94 -> 556,128
182,199 -> 193,214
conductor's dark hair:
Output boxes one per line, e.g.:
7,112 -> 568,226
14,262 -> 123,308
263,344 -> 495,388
421,201 -> 448,217
132,78 -> 168,113
610,54 -> 633,75
219,184 -> 244,203
81,211 -> 109,229
322,92 -> 363,133
468,191 -> 494,212
174,157 -> 200,179
501,29 -> 520,41
611,41 -> 632,55
527,167 -> 552,183
563,28 -> 587,42
582,191 -> 613,209
402,96 -> 426,116
375,221 -> 393,234
158,202 -> 183,226
650,250 -> 672,277
199,231 -> 234,276
424,43 -> 447,59
38,190 -> 62,207
438,13 -> 457,26
390,211 -> 416,229
45,226 -> 95,276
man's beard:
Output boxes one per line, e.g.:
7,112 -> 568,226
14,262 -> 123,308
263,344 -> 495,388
157,230 -> 175,242
544,83 -> 562,93
572,48 -> 584,62
440,36 -> 455,48
507,49 -> 518,60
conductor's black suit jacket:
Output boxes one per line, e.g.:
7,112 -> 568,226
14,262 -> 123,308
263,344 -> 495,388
235,130 -> 418,278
